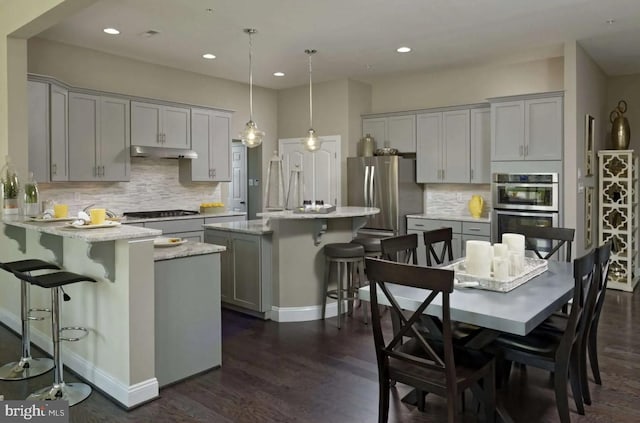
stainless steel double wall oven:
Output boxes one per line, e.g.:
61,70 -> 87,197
492,173 -> 560,252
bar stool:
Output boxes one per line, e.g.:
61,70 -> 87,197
351,236 -> 383,258
8,267 -> 97,406
321,243 -> 365,329
0,259 -> 59,380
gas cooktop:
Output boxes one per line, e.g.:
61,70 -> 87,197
123,210 -> 199,219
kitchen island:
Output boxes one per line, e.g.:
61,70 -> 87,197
0,218 -> 224,408
219,207 -> 378,322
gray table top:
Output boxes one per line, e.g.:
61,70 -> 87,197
359,260 -> 573,336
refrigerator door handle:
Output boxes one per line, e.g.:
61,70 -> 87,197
370,165 -> 375,207
364,165 -> 370,206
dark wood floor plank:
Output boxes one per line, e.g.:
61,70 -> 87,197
1,287 -> 638,422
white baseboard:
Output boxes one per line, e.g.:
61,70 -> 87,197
271,300 -> 352,322
0,308 -> 158,408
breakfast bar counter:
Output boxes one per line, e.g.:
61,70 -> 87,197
0,218 -> 223,408
256,207 -> 379,322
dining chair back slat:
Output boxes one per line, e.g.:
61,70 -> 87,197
365,257 -> 495,423
380,233 -> 418,265
507,224 -> 575,262
423,228 -> 454,266
588,240 -> 613,385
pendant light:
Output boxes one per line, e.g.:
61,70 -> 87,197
239,28 -> 265,148
302,49 -> 322,152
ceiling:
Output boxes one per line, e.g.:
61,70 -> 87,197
37,0 -> 640,90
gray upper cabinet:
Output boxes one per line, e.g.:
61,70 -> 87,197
470,108 -> 491,183
491,94 -> 563,161
179,108 -> 231,182
131,101 -> 190,149
50,84 -> 69,182
68,92 -> 130,181
417,109 -> 470,183
28,81 -> 69,182
362,114 -> 416,153
28,80 -> 50,183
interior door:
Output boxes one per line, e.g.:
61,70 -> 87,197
228,142 -> 247,212
279,135 -> 341,206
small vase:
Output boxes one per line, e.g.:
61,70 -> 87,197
468,195 -> 484,219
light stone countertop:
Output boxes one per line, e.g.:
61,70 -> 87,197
153,241 -> 226,261
258,206 -> 379,220
203,219 -> 273,235
123,211 -> 246,224
407,213 -> 491,223
3,218 -> 161,242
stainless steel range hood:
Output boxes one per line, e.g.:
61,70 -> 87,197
130,145 -> 198,159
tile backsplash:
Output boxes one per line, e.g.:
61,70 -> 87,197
37,158 -> 222,215
424,184 -> 491,217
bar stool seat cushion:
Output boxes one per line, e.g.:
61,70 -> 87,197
351,237 -> 382,253
18,271 -> 97,289
1,259 -> 60,274
324,243 -> 365,258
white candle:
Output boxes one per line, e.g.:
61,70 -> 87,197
502,233 -> 525,257
493,243 -> 509,258
509,251 -> 525,276
493,257 -> 510,280
465,240 -> 492,277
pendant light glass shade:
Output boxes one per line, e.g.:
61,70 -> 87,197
302,49 -> 322,152
239,28 -> 264,148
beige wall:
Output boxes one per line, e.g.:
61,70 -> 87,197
347,79 -> 372,157
573,42 -> 608,257
27,37 -> 279,193
607,74 -> 640,152
367,56 -> 564,113
0,0 -> 96,176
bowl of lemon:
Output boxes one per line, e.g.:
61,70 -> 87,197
200,202 -> 226,214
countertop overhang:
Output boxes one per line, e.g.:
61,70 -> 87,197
257,206 -> 379,220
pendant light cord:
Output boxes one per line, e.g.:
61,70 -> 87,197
249,31 -> 254,122
308,53 -> 313,129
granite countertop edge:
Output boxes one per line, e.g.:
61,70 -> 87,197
153,242 -> 226,261
123,211 -> 246,224
406,214 -> 491,223
203,219 -> 273,235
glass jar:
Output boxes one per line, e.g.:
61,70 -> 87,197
1,156 -> 20,215
23,172 -> 40,217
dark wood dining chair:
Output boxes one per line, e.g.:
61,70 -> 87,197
423,228 -> 454,266
380,233 -> 418,264
365,257 -> 496,423
491,249 -> 597,423
506,224 -> 575,262
538,239 -> 613,405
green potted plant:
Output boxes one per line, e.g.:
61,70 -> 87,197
1,156 -> 20,215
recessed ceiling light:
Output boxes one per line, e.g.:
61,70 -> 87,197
606,18 -> 616,24
103,28 -> 120,35
206,8 -> 214,13
273,72 -> 285,77
396,46 -> 411,53
202,53 -> 216,60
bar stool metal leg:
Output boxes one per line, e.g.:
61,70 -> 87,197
27,287 -> 91,406
0,280 -> 53,380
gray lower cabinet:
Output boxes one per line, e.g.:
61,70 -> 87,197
155,252 -> 221,387
407,217 -> 491,265
204,228 -> 272,318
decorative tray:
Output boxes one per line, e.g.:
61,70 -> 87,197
441,257 -> 548,293
292,205 -> 336,214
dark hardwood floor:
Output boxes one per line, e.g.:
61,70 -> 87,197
1,289 -> 639,422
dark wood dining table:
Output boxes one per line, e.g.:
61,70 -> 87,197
358,260 -> 574,423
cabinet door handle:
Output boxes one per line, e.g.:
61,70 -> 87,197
101,166 -> 105,177
52,163 -> 57,176
442,169 -> 445,180
467,227 -> 481,232
414,224 -> 425,227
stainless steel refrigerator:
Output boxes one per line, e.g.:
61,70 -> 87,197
347,156 -> 423,235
